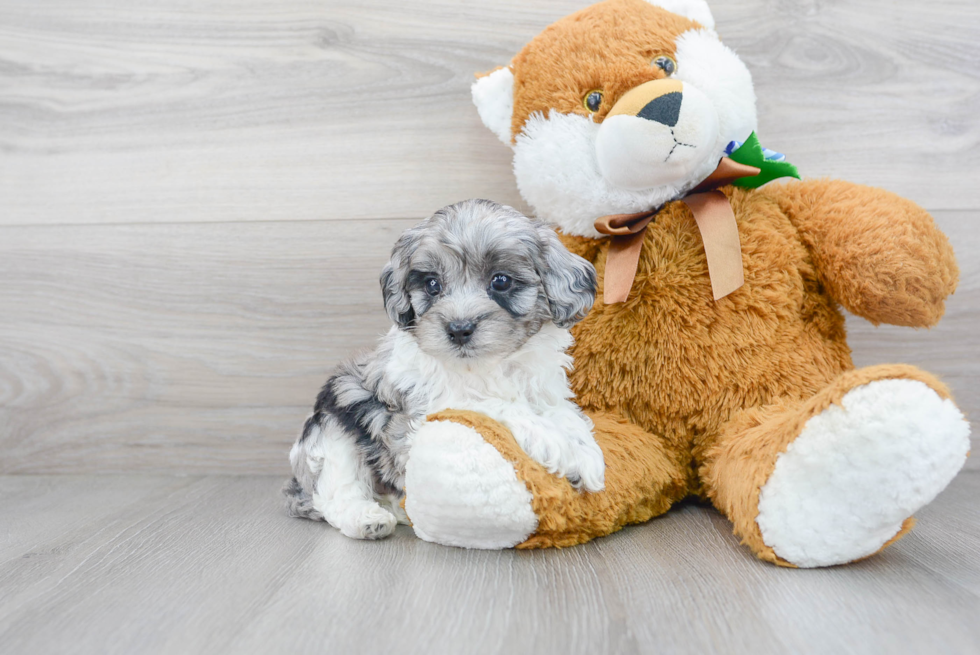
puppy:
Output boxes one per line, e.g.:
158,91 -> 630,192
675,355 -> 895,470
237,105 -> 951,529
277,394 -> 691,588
283,199 -> 603,540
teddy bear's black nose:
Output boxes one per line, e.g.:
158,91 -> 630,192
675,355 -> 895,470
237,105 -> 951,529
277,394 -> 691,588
637,92 -> 682,127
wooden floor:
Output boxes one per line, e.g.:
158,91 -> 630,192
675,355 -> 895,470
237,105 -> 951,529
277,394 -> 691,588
1,0 -> 979,652
2,471 -> 979,654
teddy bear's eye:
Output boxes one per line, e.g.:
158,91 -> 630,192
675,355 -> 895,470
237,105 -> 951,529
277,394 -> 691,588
653,56 -> 677,76
583,90 -> 603,113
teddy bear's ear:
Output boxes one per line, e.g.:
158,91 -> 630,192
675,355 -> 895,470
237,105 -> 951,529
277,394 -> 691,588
644,0 -> 715,30
471,66 -> 515,146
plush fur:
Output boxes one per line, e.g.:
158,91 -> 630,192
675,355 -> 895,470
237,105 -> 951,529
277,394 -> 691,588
399,0 -> 971,566
421,409 -> 689,548
755,378 -> 969,568
489,0 -> 757,236
472,67 -> 515,145
284,199 -> 604,541
406,419 -> 539,549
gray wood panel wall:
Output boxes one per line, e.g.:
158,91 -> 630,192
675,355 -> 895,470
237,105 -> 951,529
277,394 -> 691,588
1,0 -> 978,474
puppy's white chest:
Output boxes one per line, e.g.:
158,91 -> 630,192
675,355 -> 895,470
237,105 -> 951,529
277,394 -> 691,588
426,367 -> 526,413
383,325 -> 604,492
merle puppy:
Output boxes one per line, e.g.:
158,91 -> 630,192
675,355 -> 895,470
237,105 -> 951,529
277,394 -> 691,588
284,199 -> 603,540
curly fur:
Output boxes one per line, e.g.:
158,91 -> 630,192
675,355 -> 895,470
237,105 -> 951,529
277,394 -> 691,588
284,199 -> 604,540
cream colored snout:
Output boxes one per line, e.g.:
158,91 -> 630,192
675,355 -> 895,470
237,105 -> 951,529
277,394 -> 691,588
595,78 -> 719,190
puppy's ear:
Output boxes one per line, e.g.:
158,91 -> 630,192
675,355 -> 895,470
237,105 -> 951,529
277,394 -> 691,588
472,66 -> 515,146
380,224 -> 425,328
534,225 -> 597,328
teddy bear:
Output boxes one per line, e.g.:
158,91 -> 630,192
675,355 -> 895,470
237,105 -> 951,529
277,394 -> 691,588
400,0 -> 971,567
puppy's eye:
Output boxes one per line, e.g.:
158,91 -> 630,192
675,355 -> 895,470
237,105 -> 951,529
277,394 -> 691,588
425,277 -> 442,296
490,274 -> 512,292
583,90 -> 603,113
653,56 -> 677,76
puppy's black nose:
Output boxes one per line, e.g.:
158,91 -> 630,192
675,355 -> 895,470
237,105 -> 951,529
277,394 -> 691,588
447,321 -> 476,345
637,92 -> 682,127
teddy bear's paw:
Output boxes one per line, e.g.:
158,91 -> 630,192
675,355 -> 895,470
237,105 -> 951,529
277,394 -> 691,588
404,420 -> 538,549
756,379 -> 970,568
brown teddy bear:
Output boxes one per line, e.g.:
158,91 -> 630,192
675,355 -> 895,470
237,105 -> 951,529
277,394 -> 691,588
401,0 -> 971,567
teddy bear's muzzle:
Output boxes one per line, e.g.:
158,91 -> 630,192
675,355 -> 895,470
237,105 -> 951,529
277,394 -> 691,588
595,79 -> 719,191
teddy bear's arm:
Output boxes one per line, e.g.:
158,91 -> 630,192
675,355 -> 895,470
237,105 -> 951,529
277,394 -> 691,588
770,179 -> 959,327
405,409 -> 690,549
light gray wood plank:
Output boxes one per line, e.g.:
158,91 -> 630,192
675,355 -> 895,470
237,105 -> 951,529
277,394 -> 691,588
0,212 -> 976,474
0,0 -> 977,227
0,475 -> 193,562
0,218 -> 408,474
898,465 -> 980,596
0,472 -> 978,655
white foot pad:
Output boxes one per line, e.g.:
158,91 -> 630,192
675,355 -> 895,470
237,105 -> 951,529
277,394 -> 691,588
757,379 -> 970,568
405,420 -> 538,549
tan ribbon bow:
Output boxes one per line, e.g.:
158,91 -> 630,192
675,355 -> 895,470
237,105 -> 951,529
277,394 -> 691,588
594,157 -> 761,304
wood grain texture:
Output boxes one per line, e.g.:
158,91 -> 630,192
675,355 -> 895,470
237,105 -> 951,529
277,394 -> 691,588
0,218 -> 406,474
1,0 -> 978,226
1,471 -> 979,655
1,2 -> 977,652
0,211 -> 975,475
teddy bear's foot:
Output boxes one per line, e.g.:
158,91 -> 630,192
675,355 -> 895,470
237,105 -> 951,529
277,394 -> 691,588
404,419 -> 538,549
705,365 -> 970,568
757,378 -> 969,567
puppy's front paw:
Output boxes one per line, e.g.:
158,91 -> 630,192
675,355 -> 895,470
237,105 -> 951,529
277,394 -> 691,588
340,503 -> 398,540
507,417 -> 606,493
567,443 -> 605,493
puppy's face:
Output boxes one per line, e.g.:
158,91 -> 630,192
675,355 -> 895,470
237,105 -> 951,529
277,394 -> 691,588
381,199 -> 596,361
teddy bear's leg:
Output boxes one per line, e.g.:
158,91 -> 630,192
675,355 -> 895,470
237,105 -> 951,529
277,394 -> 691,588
702,364 -> 970,568
404,415 -> 539,549
405,410 -> 690,549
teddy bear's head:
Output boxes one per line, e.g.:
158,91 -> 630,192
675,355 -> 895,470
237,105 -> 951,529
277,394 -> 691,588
472,0 -> 757,238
